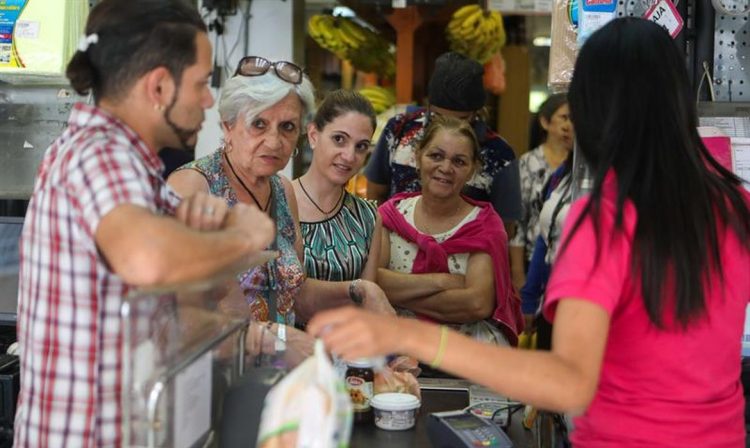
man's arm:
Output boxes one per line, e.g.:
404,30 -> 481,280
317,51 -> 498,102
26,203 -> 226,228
96,200 -> 274,286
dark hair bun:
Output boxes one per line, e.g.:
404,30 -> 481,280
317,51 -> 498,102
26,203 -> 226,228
66,51 -> 96,96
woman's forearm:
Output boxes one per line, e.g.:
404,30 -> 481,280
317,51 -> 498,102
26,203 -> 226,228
376,268 -> 464,305
402,287 -> 494,323
294,278 -> 351,322
397,315 -> 601,413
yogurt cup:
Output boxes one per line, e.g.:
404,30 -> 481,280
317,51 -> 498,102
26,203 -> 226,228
370,393 -> 421,431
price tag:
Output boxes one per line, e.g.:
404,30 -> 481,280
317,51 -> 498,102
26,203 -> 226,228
644,0 -> 684,38
534,0 -> 553,12
15,21 -> 40,39
488,0 -> 520,11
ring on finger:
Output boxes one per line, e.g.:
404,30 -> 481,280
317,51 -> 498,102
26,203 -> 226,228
203,205 -> 215,216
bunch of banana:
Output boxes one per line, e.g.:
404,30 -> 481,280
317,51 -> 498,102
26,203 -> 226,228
446,5 -> 507,64
308,14 -> 396,79
358,86 -> 396,114
308,14 -> 349,60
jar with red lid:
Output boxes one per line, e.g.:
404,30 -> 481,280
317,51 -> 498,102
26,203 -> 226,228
346,359 -> 374,424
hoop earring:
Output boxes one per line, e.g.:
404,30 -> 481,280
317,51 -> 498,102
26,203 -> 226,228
292,146 -> 299,157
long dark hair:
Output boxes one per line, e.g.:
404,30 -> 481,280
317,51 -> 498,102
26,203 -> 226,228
564,18 -> 750,328
66,0 -> 206,102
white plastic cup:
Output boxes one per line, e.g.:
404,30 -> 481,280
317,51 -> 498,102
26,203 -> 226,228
370,393 -> 421,431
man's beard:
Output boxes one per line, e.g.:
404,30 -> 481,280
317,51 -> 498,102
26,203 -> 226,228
163,93 -> 202,152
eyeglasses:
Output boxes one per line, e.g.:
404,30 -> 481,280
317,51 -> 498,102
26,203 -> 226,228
234,56 -> 304,85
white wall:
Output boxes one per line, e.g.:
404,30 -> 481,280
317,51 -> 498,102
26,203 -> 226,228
196,0 -> 297,178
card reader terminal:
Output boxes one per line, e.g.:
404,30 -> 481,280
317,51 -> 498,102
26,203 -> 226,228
427,409 -> 513,448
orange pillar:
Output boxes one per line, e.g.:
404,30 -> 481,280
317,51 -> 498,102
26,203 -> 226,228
386,6 -> 424,104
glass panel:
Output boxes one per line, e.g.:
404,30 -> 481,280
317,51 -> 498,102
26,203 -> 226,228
120,251 -> 308,448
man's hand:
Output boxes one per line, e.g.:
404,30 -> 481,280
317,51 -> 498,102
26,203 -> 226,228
175,191 -> 230,231
224,202 -> 275,252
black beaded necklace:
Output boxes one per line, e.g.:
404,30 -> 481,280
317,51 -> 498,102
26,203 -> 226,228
223,151 -> 271,212
297,178 -> 344,217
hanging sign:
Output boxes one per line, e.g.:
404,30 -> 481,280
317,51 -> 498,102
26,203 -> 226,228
644,0 -> 684,38
578,0 -> 617,47
0,0 -> 29,67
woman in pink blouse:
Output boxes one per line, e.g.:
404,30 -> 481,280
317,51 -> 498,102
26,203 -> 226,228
309,18 -> 750,447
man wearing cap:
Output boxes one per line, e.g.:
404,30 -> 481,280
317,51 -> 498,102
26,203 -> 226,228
364,52 -> 523,287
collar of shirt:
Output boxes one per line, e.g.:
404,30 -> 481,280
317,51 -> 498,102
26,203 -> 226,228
69,102 -> 166,178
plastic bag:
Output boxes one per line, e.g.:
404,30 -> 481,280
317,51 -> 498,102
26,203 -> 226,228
548,0 -> 579,91
373,356 -> 422,400
257,340 -> 352,448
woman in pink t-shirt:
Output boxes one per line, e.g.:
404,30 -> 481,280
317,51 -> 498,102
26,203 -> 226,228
308,18 -> 750,447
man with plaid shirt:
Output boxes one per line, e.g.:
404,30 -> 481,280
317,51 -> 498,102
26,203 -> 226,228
14,1 -> 274,446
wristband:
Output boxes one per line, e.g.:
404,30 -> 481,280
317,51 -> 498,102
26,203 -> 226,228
430,325 -> 449,369
274,322 -> 286,352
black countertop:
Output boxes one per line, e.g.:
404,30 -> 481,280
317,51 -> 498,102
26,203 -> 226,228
350,388 -> 536,448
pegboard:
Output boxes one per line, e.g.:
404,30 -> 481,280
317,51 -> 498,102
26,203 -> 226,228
713,14 -> 749,101
615,0 -> 660,17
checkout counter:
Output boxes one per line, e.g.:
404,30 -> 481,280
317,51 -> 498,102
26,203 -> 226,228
120,257 -> 545,448
350,380 -> 537,448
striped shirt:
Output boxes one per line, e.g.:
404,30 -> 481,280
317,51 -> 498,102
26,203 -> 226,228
15,103 -> 180,447
300,193 -> 377,281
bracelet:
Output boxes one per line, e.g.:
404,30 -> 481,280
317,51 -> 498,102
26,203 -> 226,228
349,279 -> 364,305
430,325 -> 449,369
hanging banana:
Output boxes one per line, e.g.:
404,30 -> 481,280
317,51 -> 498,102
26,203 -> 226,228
307,14 -> 396,79
446,5 -> 507,64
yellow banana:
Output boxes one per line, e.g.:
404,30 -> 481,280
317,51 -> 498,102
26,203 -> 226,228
308,15 -> 323,39
335,23 -> 361,50
461,8 -> 483,31
452,4 -> 481,22
340,18 -> 367,44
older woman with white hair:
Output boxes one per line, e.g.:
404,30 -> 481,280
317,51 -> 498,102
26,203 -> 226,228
169,56 -> 391,327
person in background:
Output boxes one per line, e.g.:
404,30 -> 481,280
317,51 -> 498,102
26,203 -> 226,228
15,1 -> 275,446
509,93 -> 573,290
519,154 -> 573,348
377,115 -> 523,347
309,18 -> 750,447
294,90 -> 384,286
363,52 -> 523,288
168,59 -> 391,327
159,146 -> 194,178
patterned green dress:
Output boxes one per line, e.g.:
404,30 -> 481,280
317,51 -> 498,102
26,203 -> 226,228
300,192 -> 377,281
177,149 -> 304,326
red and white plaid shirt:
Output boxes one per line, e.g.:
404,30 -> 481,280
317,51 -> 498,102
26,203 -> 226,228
15,103 -> 180,447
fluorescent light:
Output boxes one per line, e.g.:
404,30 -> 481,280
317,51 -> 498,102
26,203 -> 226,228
332,6 -> 355,17
532,36 -> 551,47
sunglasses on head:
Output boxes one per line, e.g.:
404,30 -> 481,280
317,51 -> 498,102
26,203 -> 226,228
234,56 -> 304,85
